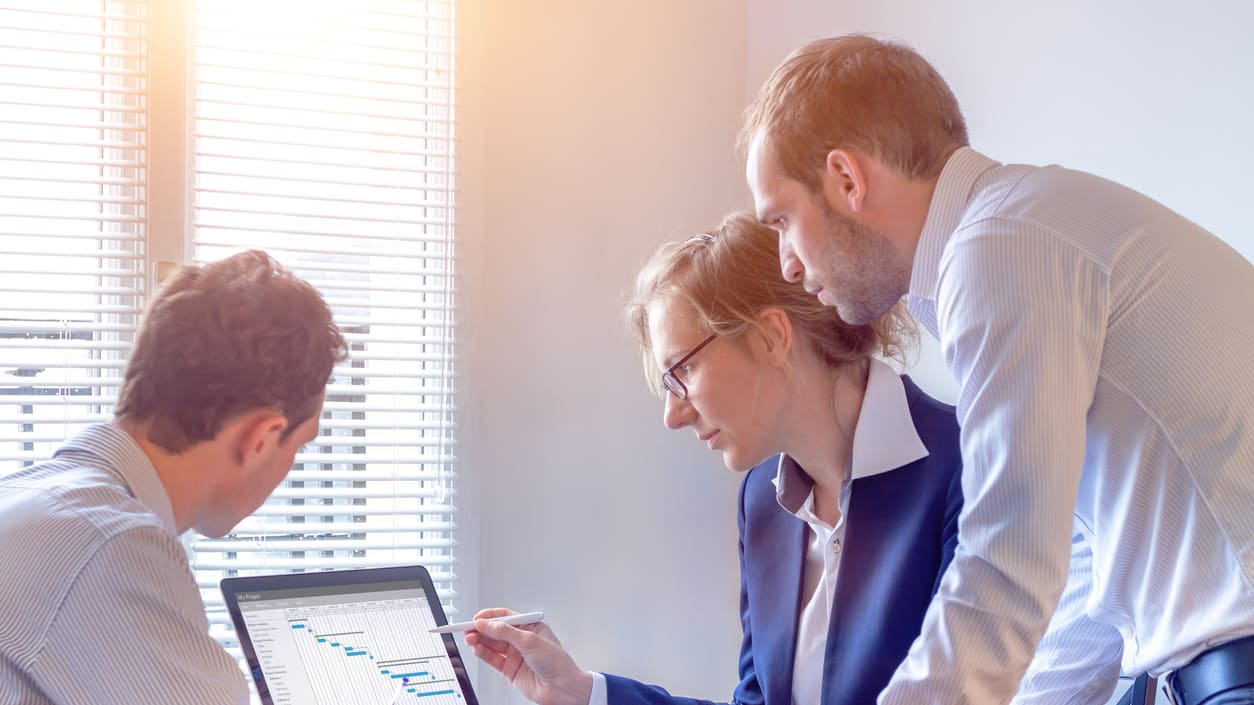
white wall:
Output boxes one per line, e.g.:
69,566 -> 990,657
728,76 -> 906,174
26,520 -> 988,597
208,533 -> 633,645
746,0 -> 1254,401
457,2 -> 749,704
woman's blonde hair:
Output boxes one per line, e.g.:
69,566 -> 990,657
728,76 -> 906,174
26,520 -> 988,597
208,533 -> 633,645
626,211 -> 916,395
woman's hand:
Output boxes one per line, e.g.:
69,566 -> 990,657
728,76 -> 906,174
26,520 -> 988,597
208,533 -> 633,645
464,608 -> 594,705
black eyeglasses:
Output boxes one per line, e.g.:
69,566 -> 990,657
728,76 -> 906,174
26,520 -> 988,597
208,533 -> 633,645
661,334 -> 716,400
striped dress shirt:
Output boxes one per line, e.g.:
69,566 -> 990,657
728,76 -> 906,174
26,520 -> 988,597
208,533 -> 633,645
881,148 -> 1254,705
0,423 -> 248,705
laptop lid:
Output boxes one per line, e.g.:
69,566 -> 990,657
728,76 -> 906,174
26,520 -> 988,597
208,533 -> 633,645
221,565 -> 479,705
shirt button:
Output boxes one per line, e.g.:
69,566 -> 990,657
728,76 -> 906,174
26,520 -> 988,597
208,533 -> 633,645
832,538 -> 841,553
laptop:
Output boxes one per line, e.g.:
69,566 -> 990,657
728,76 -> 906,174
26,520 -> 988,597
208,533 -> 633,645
222,565 -> 480,705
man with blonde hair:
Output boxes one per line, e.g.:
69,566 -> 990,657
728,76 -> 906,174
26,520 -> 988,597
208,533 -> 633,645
744,34 -> 1254,705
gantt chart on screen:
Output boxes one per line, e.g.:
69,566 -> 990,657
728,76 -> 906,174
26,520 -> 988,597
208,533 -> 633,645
236,581 -> 469,705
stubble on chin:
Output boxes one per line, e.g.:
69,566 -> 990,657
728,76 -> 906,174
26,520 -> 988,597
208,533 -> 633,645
834,278 -> 907,325
815,208 -> 908,325
830,296 -> 881,327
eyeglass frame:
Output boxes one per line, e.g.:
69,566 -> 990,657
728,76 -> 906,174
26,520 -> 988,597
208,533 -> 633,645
661,334 -> 717,400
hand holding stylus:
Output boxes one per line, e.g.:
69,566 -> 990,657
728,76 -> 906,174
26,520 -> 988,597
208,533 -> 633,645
463,608 -> 594,705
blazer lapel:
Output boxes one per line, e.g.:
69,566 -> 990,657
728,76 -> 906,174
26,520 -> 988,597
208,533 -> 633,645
750,504 -> 808,705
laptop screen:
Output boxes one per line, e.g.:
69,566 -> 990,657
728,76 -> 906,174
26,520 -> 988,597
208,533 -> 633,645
223,566 -> 477,705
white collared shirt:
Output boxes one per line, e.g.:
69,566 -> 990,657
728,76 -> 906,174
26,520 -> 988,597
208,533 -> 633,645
882,147 -> 1254,705
585,353 -> 1118,705
585,361 -> 927,705
774,359 -> 928,705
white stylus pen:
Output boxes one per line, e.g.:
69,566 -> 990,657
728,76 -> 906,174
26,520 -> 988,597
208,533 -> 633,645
428,610 -> 544,634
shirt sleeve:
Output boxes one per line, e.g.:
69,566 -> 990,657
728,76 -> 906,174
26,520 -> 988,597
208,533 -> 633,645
880,222 -> 1111,705
29,524 -> 249,705
1010,530 -> 1123,705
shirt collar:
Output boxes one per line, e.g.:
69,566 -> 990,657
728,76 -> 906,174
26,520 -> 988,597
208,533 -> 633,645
773,359 -> 930,513
909,146 -> 1002,304
54,423 -> 180,535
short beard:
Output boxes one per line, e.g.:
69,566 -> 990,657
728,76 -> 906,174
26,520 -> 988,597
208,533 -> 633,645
817,197 -> 908,325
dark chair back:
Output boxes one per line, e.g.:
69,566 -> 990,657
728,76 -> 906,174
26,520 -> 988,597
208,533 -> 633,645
1117,674 -> 1158,705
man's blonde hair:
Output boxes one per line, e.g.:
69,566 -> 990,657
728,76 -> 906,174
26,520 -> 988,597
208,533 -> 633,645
740,34 -> 968,190
626,211 -> 916,396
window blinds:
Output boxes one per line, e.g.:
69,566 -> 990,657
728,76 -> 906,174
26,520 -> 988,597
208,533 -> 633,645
186,0 -> 459,656
0,1 -> 147,470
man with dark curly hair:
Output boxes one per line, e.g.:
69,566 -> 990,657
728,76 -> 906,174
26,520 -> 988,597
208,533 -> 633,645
0,250 -> 348,705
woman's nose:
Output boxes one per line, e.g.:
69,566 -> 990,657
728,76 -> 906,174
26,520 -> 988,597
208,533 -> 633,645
663,392 -> 694,430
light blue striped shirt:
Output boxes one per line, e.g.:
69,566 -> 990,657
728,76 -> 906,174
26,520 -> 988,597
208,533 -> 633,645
0,424 -> 248,705
883,147 -> 1254,705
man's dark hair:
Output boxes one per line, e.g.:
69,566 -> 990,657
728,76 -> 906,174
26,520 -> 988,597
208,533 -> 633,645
115,250 -> 348,453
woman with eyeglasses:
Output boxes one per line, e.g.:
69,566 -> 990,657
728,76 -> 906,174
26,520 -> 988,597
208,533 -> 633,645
464,212 -> 1118,705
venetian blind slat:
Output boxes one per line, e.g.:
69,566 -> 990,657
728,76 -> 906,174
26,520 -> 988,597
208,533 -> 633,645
0,0 -> 147,476
188,0 -> 460,660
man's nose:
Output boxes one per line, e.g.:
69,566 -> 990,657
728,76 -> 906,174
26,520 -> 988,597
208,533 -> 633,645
780,235 -> 803,283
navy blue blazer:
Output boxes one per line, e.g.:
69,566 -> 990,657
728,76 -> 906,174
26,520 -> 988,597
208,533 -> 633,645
604,375 -> 963,705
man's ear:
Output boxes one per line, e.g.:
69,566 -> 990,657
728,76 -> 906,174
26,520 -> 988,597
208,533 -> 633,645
823,148 -> 868,213
752,307 -> 794,365
230,409 -> 289,469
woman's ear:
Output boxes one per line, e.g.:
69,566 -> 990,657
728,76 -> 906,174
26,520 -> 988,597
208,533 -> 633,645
752,307 -> 793,365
